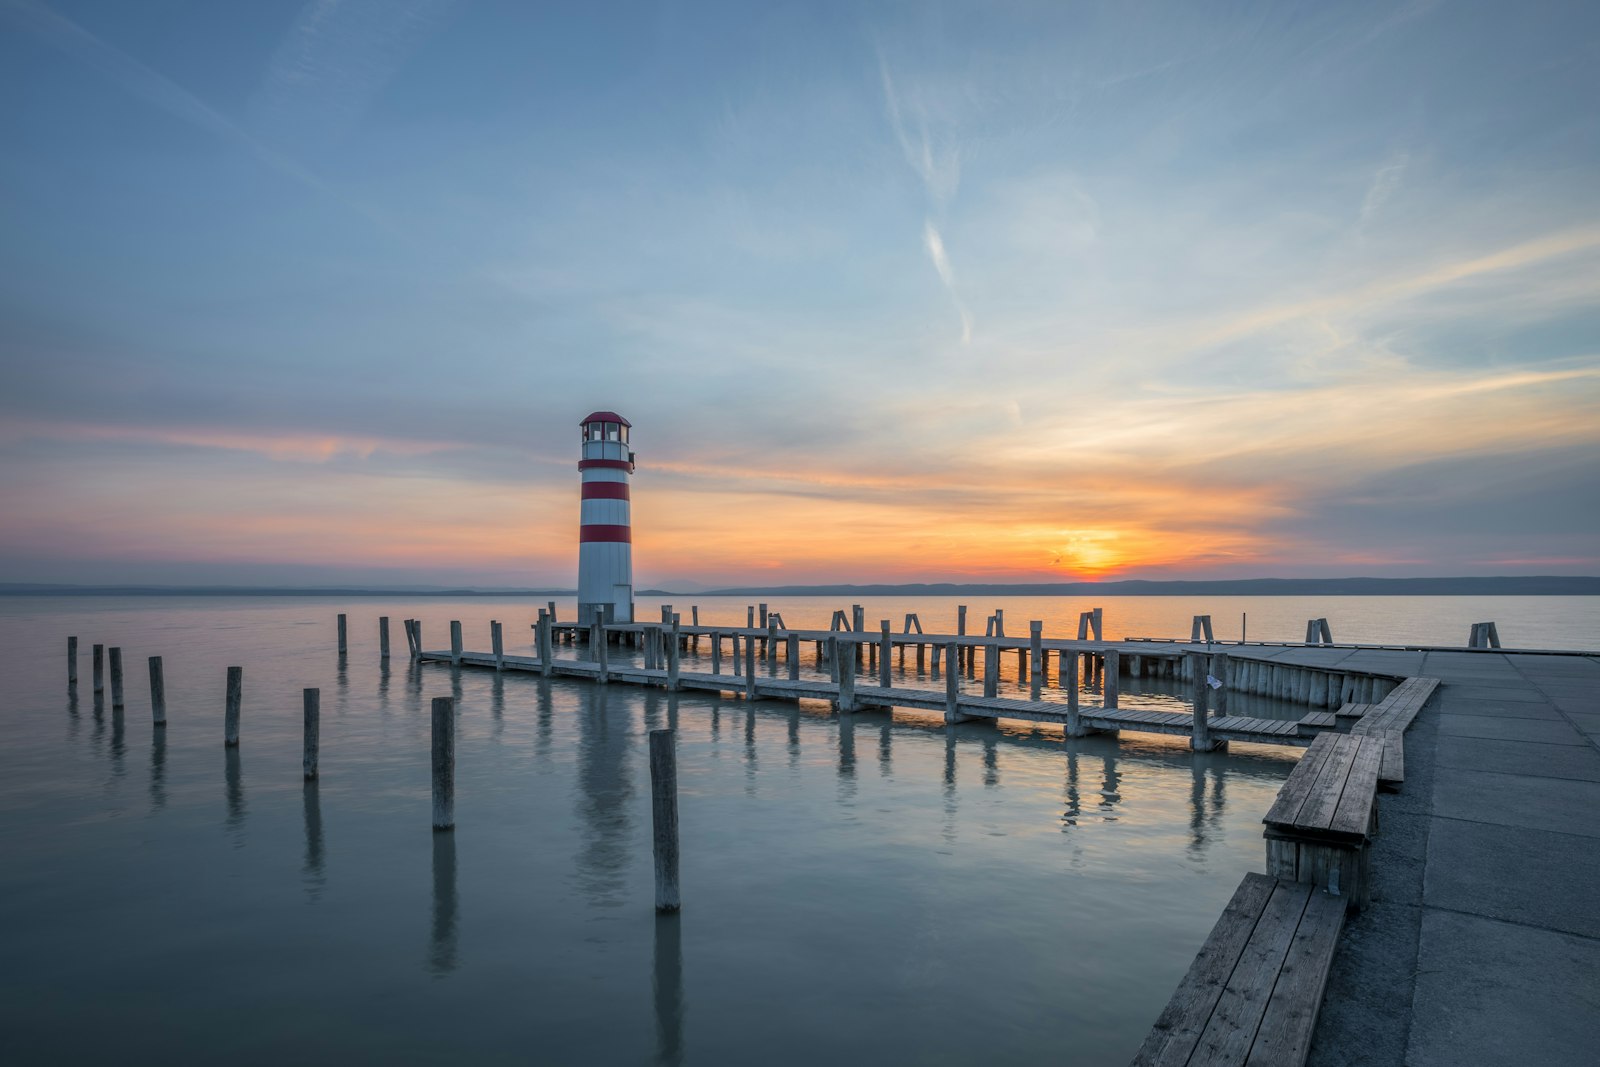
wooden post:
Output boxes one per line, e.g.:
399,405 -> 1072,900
668,616 -> 681,691
1063,646 -> 1084,737
852,605 -> 865,666
412,620 -> 423,660
450,621 -> 463,666
338,613 -> 347,655
1305,619 -> 1318,645
1029,621 -> 1043,700
1077,612 -> 1090,640
944,641 -> 963,722
983,643 -> 999,698
1190,652 -> 1215,751
879,620 -> 891,688
1319,618 -> 1333,644
377,616 -> 390,660
711,631 -> 722,675
148,656 -> 166,725
1192,616 -> 1206,642
732,633 -> 741,676
68,636 -> 78,686
303,688 -> 320,779
491,620 -> 504,671
1092,607 -> 1103,641
744,632 -> 756,701
649,729 -> 681,912
1210,653 -> 1230,716
957,605 -> 968,668
837,638 -> 856,712
224,666 -> 242,746
1104,650 -> 1120,709
993,608 -> 1005,638
432,696 -> 455,830
109,647 -> 125,708
547,601 -> 557,624
767,616 -> 779,668
595,618 -> 609,683
787,633 -> 800,681
93,643 -> 104,694
746,605 -> 755,629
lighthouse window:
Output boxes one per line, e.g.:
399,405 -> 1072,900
606,424 -> 620,441
619,425 -> 629,443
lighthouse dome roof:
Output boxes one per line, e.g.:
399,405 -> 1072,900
581,411 -> 631,428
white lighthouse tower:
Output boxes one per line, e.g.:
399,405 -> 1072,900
577,410 -> 635,625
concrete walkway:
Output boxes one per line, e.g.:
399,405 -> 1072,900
1308,650 -> 1600,1067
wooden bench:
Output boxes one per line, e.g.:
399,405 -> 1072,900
1132,872 -> 1346,1066
1349,677 -> 1438,789
1262,732 -> 1382,911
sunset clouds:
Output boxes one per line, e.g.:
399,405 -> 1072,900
1,0 -> 1596,587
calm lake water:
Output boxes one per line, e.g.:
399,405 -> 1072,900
0,593 -> 1589,1064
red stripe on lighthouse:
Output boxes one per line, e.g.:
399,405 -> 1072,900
579,459 -> 633,472
581,482 -> 630,500
579,524 -> 632,543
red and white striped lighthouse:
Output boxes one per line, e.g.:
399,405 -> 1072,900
577,411 -> 635,625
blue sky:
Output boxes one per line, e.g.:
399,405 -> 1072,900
1,0 -> 1597,587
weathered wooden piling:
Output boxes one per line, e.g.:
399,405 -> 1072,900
1210,653 -> 1230,716
491,620 -> 504,671
594,619 -> 610,683
338,613 -> 348,655
148,656 -> 166,725
93,643 -> 104,694
944,641 -> 962,722
67,636 -> 78,685
450,621 -> 463,666
380,616 -> 390,660
668,616 -> 681,691
1190,652 -> 1221,751
1063,646 -> 1085,737
224,666 -> 242,746
303,688 -> 320,779
1029,621 -> 1043,700
957,606 -> 968,668
711,630 -> 722,675
649,729 -> 681,912
879,620 -> 892,688
1104,650 -> 1120,709
837,638 -> 857,712
983,643 -> 1000,698
744,633 -> 756,701
109,647 -> 125,708
431,696 -> 455,830
787,633 -> 800,681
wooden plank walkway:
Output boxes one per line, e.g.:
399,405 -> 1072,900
419,648 -> 1318,747
1132,873 -> 1346,1066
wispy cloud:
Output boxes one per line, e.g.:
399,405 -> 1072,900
923,221 -> 972,342
1359,151 -> 1408,228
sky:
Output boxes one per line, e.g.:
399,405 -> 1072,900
1,0 -> 1597,589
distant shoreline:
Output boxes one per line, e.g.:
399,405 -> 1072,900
2,576 -> 1596,597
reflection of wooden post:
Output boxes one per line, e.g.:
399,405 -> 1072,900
649,729 -> 681,912
224,666 -> 243,746
109,647 -> 125,708
148,656 -> 166,725
303,688 -> 320,779
432,697 -> 455,830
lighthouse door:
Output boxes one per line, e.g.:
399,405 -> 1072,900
612,583 -> 633,623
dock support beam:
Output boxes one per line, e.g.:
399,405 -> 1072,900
1190,652 -> 1224,751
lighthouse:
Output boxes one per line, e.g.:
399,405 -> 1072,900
577,411 -> 635,625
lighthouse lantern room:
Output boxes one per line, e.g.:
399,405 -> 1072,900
577,411 -> 635,625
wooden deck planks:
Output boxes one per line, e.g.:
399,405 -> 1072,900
1327,737 -> 1383,839
1287,737 -> 1362,835
1263,734 -> 1337,827
1188,881 -> 1313,1067
1241,889 -> 1347,1067
1131,873 -> 1280,1067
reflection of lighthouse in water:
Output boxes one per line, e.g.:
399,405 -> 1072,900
577,411 -> 635,625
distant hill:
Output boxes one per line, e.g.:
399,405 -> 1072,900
692,576 -> 1600,597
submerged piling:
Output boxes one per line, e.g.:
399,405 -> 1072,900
450,621 -> 463,666
491,620 -> 504,671
649,729 -> 681,912
303,688 -> 320,779
68,636 -> 78,686
380,616 -> 390,660
338,613 -> 347,655
93,643 -> 104,694
224,666 -> 242,746
148,656 -> 166,725
432,696 -> 455,830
